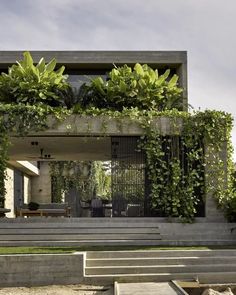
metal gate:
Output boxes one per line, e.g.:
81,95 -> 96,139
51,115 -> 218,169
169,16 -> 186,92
111,137 -> 145,217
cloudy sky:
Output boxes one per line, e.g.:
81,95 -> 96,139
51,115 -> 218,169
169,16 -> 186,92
0,0 -> 236,158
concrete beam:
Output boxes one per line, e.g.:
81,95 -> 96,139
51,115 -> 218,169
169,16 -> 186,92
8,161 -> 39,176
0,51 -> 187,67
23,115 -> 183,137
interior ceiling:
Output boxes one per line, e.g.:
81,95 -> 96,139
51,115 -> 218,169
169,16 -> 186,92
8,136 -> 111,161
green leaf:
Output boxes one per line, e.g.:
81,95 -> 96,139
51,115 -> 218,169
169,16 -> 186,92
169,74 -> 178,87
45,58 -> 56,72
163,69 -> 170,80
134,63 -> 144,76
119,81 -> 127,92
157,69 -> 170,86
36,58 -> 46,72
55,66 -> 65,76
23,51 -> 34,67
138,79 -> 146,88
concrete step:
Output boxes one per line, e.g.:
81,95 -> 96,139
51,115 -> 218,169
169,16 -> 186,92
4,232 -> 234,241
0,220 -> 235,247
1,219 -> 235,230
86,256 -> 236,267
161,234 -> 236,240
84,272 -> 236,284
85,264 -> 236,275
117,282 -> 180,295
1,240 -> 236,247
0,219 -> 163,226
0,234 -> 161,241
87,249 -> 236,259
0,227 -> 160,234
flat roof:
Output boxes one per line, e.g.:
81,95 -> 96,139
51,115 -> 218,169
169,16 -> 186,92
0,50 -> 187,68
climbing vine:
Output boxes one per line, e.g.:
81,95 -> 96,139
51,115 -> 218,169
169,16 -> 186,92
138,110 -> 234,222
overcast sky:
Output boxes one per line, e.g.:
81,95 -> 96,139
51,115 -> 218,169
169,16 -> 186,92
0,0 -> 236,159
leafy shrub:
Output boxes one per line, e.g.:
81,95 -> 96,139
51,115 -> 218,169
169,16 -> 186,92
0,51 -> 70,106
78,63 -> 183,111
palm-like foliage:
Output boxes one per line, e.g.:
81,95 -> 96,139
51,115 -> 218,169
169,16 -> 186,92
0,52 -> 70,106
78,63 -> 183,111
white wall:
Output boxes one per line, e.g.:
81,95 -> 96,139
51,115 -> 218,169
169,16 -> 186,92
23,175 -> 31,204
5,167 -> 14,218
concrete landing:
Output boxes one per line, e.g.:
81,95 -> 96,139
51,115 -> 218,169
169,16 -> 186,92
117,282 -> 181,295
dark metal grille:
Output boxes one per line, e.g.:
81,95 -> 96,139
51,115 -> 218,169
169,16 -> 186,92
111,137 -> 145,217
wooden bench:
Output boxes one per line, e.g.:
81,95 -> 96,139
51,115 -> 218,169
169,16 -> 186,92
16,203 -> 71,218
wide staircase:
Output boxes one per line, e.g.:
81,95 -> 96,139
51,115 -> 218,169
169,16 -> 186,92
0,218 -> 161,246
0,218 -> 235,246
85,250 -> 236,284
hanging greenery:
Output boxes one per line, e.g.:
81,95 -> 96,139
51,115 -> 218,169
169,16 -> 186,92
138,110 -> 233,222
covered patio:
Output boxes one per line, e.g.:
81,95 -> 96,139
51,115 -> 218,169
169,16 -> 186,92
6,116 -> 169,218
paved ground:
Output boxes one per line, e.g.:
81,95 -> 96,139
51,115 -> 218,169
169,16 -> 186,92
0,285 -> 113,295
117,282 -> 180,295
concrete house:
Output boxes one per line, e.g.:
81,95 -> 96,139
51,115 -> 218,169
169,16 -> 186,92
0,51 -> 228,224
0,51 -> 236,289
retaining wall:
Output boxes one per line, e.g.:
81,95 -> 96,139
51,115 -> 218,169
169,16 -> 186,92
0,252 -> 85,287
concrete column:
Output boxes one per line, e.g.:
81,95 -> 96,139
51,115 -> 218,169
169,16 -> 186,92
31,162 -> 51,203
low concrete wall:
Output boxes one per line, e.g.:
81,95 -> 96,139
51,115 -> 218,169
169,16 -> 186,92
0,252 -> 85,287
